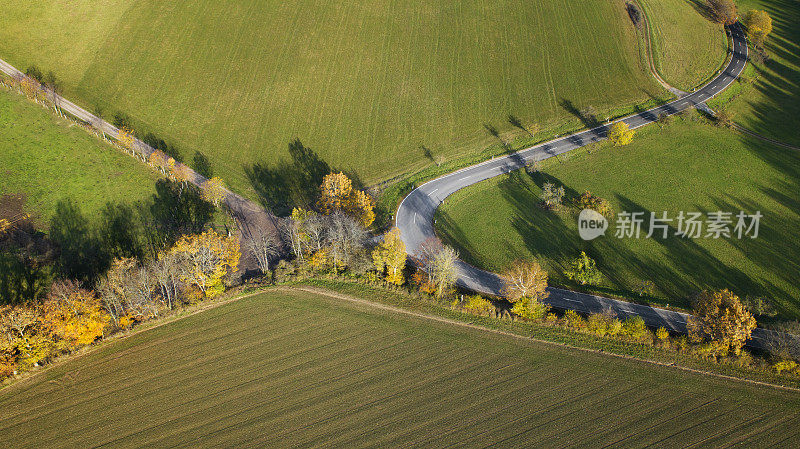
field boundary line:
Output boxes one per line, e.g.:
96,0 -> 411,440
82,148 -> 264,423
291,285 -> 800,393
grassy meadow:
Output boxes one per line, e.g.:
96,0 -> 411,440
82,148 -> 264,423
0,86 -> 157,226
638,0 -> 727,90
0,0 -> 669,199
437,117 -> 800,319
1,286 -> 799,447
709,0 -> 800,146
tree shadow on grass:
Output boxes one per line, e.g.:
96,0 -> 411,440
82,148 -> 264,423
559,99 -> 600,129
245,139 -> 335,216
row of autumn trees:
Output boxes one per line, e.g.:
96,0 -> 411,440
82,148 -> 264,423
487,259 -> 761,359
279,172 -> 460,296
0,229 -> 240,379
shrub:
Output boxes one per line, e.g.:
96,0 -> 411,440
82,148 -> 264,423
655,326 -> 670,343
511,297 -> 549,321
564,251 -> 603,286
540,182 -> 565,210
621,316 -> 650,343
576,191 -> 613,217
464,295 -> 495,317
774,360 -> 799,375
586,313 -> 611,336
564,310 -> 586,330
606,318 -> 623,337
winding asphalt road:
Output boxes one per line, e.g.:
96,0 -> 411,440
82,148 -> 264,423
396,24 -> 792,350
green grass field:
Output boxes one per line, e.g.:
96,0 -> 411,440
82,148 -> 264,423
638,0 -> 727,90
437,117 -> 800,318
0,0 -> 670,199
0,87 -> 157,226
2,287 -> 799,447
709,0 -> 800,146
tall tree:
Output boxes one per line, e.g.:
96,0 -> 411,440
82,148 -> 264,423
743,10 -> 772,45
372,228 -> 407,285
607,122 -> 635,146
318,172 -> 375,228
707,0 -> 738,25
169,230 -> 240,298
502,259 -> 549,303
688,289 -> 756,356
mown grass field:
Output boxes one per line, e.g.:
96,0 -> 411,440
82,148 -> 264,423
0,87 -> 157,226
0,0 -> 669,198
710,0 -> 800,146
2,287 -> 799,448
437,117 -> 800,319
638,0 -> 727,90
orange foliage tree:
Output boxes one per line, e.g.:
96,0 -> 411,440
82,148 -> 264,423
42,280 -> 109,352
169,230 -> 240,298
318,172 -> 375,227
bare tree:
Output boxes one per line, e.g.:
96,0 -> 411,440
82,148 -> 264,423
245,228 -> 280,274
129,266 -> 158,318
326,212 -> 367,268
281,220 -> 305,262
415,237 -> 458,298
430,245 -> 458,298
152,252 -> 183,310
302,214 -> 328,254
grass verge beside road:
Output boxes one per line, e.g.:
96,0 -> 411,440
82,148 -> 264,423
0,86 -> 157,226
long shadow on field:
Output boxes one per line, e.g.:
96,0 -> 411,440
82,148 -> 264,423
708,192 -> 800,319
611,195 -> 767,306
559,99 -> 600,129
245,139 -> 335,216
484,123 -> 510,152
683,0 -> 715,22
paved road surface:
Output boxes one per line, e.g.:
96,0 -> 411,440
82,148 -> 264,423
396,24 -> 793,351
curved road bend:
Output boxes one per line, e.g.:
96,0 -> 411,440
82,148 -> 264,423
396,24 -> 790,350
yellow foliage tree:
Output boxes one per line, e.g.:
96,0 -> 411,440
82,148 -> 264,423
346,189 -> 376,228
688,289 -> 757,356
607,122 -> 635,146
117,127 -> 136,152
19,76 -> 42,101
318,172 -> 375,227
308,248 -> 330,272
501,259 -> 549,303
202,177 -> 227,207
744,10 -> 773,45
147,151 -> 170,173
372,228 -> 407,285
42,281 -> 109,351
169,230 -> 240,298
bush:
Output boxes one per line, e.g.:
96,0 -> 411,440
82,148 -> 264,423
586,313 -> 611,336
774,360 -> 799,375
564,310 -> 586,330
576,191 -> 613,217
511,297 -> 549,321
655,327 -> 670,344
621,316 -> 650,343
463,295 -> 495,317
